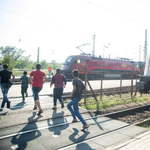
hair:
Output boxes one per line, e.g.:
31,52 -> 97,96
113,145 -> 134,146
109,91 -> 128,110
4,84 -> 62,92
0,63 -> 2,65
3,64 -> 8,69
56,68 -> 61,73
36,63 -> 41,70
72,69 -> 78,77
23,71 -> 27,75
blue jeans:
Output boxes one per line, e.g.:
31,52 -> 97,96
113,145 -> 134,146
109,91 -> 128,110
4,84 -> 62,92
1,83 -> 10,107
49,71 -> 51,77
67,98 -> 86,126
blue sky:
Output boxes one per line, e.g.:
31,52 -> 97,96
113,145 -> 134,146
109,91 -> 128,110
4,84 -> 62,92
0,0 -> 150,63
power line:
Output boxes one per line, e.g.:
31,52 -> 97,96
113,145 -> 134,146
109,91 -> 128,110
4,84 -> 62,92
84,0 -> 150,28
112,0 -> 150,20
3,0 -> 66,23
0,7 -> 67,28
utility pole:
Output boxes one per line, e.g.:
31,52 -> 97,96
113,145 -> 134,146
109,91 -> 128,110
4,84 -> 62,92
92,35 -> 96,57
139,45 -> 141,61
37,47 -> 40,63
144,29 -> 147,62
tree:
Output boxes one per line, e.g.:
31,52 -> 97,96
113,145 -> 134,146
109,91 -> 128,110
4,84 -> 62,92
40,60 -> 48,69
0,46 -> 25,61
2,53 -> 15,70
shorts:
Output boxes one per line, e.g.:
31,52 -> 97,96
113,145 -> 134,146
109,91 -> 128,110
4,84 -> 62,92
32,87 -> 42,101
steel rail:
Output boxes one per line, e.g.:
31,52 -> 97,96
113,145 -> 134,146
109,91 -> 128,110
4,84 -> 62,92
0,104 -> 149,141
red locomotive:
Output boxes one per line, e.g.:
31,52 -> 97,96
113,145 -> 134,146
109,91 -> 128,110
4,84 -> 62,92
61,55 -> 143,80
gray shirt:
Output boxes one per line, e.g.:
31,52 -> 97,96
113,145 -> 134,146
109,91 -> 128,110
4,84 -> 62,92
72,78 -> 85,98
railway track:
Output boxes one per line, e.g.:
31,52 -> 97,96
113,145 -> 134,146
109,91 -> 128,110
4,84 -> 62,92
0,102 -> 149,150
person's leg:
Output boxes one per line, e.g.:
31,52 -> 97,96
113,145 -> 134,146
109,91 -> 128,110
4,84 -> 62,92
21,86 -> 25,101
53,88 -> 57,109
33,87 -> 42,113
1,84 -> 9,108
67,100 -> 77,120
25,86 -> 28,97
32,87 -> 37,109
73,98 -> 87,126
58,87 -> 64,108
35,100 -> 41,110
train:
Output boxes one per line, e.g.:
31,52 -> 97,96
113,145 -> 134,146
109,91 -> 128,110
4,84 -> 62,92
61,55 -> 145,80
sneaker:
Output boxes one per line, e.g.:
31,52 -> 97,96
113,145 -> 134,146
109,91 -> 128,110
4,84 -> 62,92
81,124 -> 89,131
7,101 -> 11,108
26,93 -> 28,97
37,109 -> 43,115
72,119 -> 78,123
52,107 -> 57,110
1,105 -> 4,108
61,102 -> 64,108
33,105 -> 37,110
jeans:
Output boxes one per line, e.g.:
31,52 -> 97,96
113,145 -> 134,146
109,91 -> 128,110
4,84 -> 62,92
32,87 -> 42,101
49,71 -> 51,77
53,87 -> 63,106
1,83 -> 10,107
67,98 -> 87,126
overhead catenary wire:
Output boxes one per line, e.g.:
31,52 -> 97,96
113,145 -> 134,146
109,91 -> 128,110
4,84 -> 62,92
84,0 -> 150,28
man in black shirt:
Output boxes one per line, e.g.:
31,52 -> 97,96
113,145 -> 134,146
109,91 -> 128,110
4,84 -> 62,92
67,69 -> 88,131
0,64 -> 15,108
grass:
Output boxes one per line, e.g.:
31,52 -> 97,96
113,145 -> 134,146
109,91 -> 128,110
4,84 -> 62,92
139,120 -> 150,128
12,69 -> 50,75
79,92 -> 150,110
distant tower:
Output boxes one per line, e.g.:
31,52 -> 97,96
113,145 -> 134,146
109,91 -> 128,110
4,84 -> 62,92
139,45 -> 141,61
144,29 -> 147,62
92,35 -> 96,57
37,47 -> 40,63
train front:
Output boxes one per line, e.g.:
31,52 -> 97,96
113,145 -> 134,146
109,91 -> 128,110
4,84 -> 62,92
61,55 -> 74,78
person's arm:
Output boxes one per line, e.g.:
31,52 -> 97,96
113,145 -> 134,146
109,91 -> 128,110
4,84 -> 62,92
43,75 -> 47,84
63,76 -> 66,88
70,85 -> 76,99
50,76 -> 55,88
28,75 -> 32,86
11,73 -> 15,84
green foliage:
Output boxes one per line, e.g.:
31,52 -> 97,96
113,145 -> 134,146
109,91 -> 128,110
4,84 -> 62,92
0,46 -> 25,61
0,45 -> 63,70
2,54 -> 15,70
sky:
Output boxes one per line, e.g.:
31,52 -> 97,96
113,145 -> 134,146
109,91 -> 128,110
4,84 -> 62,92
0,0 -> 150,63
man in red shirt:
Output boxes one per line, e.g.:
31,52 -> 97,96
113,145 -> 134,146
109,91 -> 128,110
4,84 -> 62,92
29,64 -> 47,115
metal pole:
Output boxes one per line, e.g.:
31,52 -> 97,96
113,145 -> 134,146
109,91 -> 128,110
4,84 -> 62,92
131,68 -> 134,98
84,65 -> 87,105
120,73 -> 122,98
37,47 -> 40,63
100,72 -> 103,100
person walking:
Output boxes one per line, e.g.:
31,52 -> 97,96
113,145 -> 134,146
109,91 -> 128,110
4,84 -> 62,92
50,68 -> 66,110
0,64 -> 15,108
28,64 -> 47,115
48,66 -> 52,77
67,69 -> 88,131
19,71 -> 29,102
0,62 -> 3,87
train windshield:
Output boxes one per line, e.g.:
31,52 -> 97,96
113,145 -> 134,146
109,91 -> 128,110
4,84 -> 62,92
63,56 -> 73,65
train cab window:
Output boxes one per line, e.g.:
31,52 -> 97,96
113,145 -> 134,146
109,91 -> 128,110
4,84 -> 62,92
134,64 -> 139,68
63,56 -> 73,65
74,59 -> 85,64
